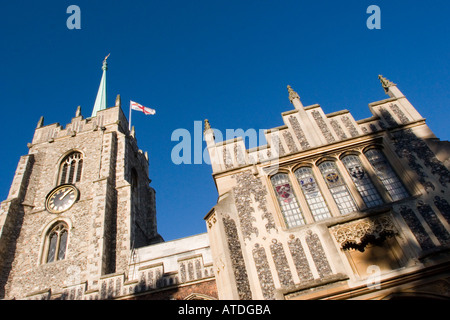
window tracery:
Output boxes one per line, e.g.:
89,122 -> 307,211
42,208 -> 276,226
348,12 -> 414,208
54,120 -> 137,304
44,222 -> 69,263
294,167 -> 331,221
364,149 -> 409,201
318,161 -> 358,215
269,146 -> 409,228
341,154 -> 384,208
270,173 -> 305,227
59,152 -> 83,185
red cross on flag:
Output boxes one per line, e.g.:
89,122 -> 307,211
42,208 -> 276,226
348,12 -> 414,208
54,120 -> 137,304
130,101 -> 156,115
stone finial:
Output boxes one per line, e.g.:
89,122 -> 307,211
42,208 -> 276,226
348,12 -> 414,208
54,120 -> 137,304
130,125 -> 135,138
287,85 -> 300,103
75,106 -> 82,117
36,116 -> 44,128
378,75 -> 396,92
204,119 -> 211,132
115,94 -> 121,108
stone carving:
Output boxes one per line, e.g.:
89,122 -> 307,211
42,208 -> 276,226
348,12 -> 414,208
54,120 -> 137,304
369,123 -> 378,132
434,196 -> 450,225
312,110 -> 335,144
207,211 -> 217,229
379,107 -> 398,127
287,85 -> 300,103
222,214 -> 252,300
180,263 -> 186,282
223,146 -> 233,169
399,206 -> 435,250
282,130 -> 298,154
390,104 -> 409,124
232,170 -> 277,239
330,119 -> 347,140
234,143 -> 246,166
287,236 -> 314,282
288,116 -> 310,150
306,231 -> 332,278
341,115 -> 359,137
252,243 -> 275,300
270,239 -> 294,288
393,128 -> 450,190
379,75 -> 396,92
271,134 -> 286,157
417,201 -> 450,245
330,215 -> 397,252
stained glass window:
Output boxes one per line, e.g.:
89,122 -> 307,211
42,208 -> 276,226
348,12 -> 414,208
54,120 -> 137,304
364,149 -> 409,201
59,152 -> 83,184
341,155 -> 384,208
271,173 -> 305,227
46,223 -> 68,263
318,161 -> 358,214
294,167 -> 331,221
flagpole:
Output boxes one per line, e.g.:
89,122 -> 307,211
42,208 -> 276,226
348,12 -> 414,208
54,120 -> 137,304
129,100 -> 132,131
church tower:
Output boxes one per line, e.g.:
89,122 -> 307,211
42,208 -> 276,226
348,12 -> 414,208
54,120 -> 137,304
0,57 -> 162,299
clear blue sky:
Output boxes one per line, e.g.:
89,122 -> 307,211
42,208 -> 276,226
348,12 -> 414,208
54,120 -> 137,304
1,1 -> 449,241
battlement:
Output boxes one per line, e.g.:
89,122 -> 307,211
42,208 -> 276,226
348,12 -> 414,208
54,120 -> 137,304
30,105 -> 130,146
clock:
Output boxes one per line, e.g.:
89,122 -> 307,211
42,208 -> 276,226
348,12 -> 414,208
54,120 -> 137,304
45,184 -> 79,214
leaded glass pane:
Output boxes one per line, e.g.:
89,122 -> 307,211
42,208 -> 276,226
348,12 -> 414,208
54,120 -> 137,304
58,229 -> 68,260
60,163 -> 68,184
47,232 -> 57,263
76,159 -> 83,182
59,152 -> 83,184
271,173 -> 305,227
294,167 -> 331,221
342,155 -> 383,208
364,149 -> 409,201
45,223 -> 68,264
318,161 -> 357,214
68,161 -> 76,183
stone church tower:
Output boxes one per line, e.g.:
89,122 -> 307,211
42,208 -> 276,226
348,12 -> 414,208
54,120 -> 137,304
0,57 -> 162,299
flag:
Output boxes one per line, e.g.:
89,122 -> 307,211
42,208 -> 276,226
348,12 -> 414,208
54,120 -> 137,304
130,101 -> 156,115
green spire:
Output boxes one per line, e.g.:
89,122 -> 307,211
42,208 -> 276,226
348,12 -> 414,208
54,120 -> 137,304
91,54 -> 109,118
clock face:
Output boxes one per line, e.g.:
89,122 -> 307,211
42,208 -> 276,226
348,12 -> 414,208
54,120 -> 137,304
45,184 -> 79,214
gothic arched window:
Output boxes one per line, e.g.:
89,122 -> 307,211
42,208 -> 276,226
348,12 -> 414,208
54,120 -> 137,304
45,222 -> 68,263
318,161 -> 358,215
364,149 -> 409,201
59,152 -> 83,184
341,155 -> 384,208
294,166 -> 331,221
270,173 -> 305,227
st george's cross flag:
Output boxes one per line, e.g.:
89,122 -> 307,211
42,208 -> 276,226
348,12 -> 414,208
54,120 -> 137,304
130,100 -> 156,115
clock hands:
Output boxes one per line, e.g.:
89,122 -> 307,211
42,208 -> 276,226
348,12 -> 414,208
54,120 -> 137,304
46,185 -> 79,213
60,189 -> 72,200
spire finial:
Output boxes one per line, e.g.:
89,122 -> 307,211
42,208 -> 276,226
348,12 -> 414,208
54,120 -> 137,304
102,53 -> 110,71
287,85 -> 300,103
378,75 -> 396,92
91,55 -> 109,117
75,106 -> 82,117
115,94 -> 121,108
36,116 -> 44,128
204,119 -> 211,132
